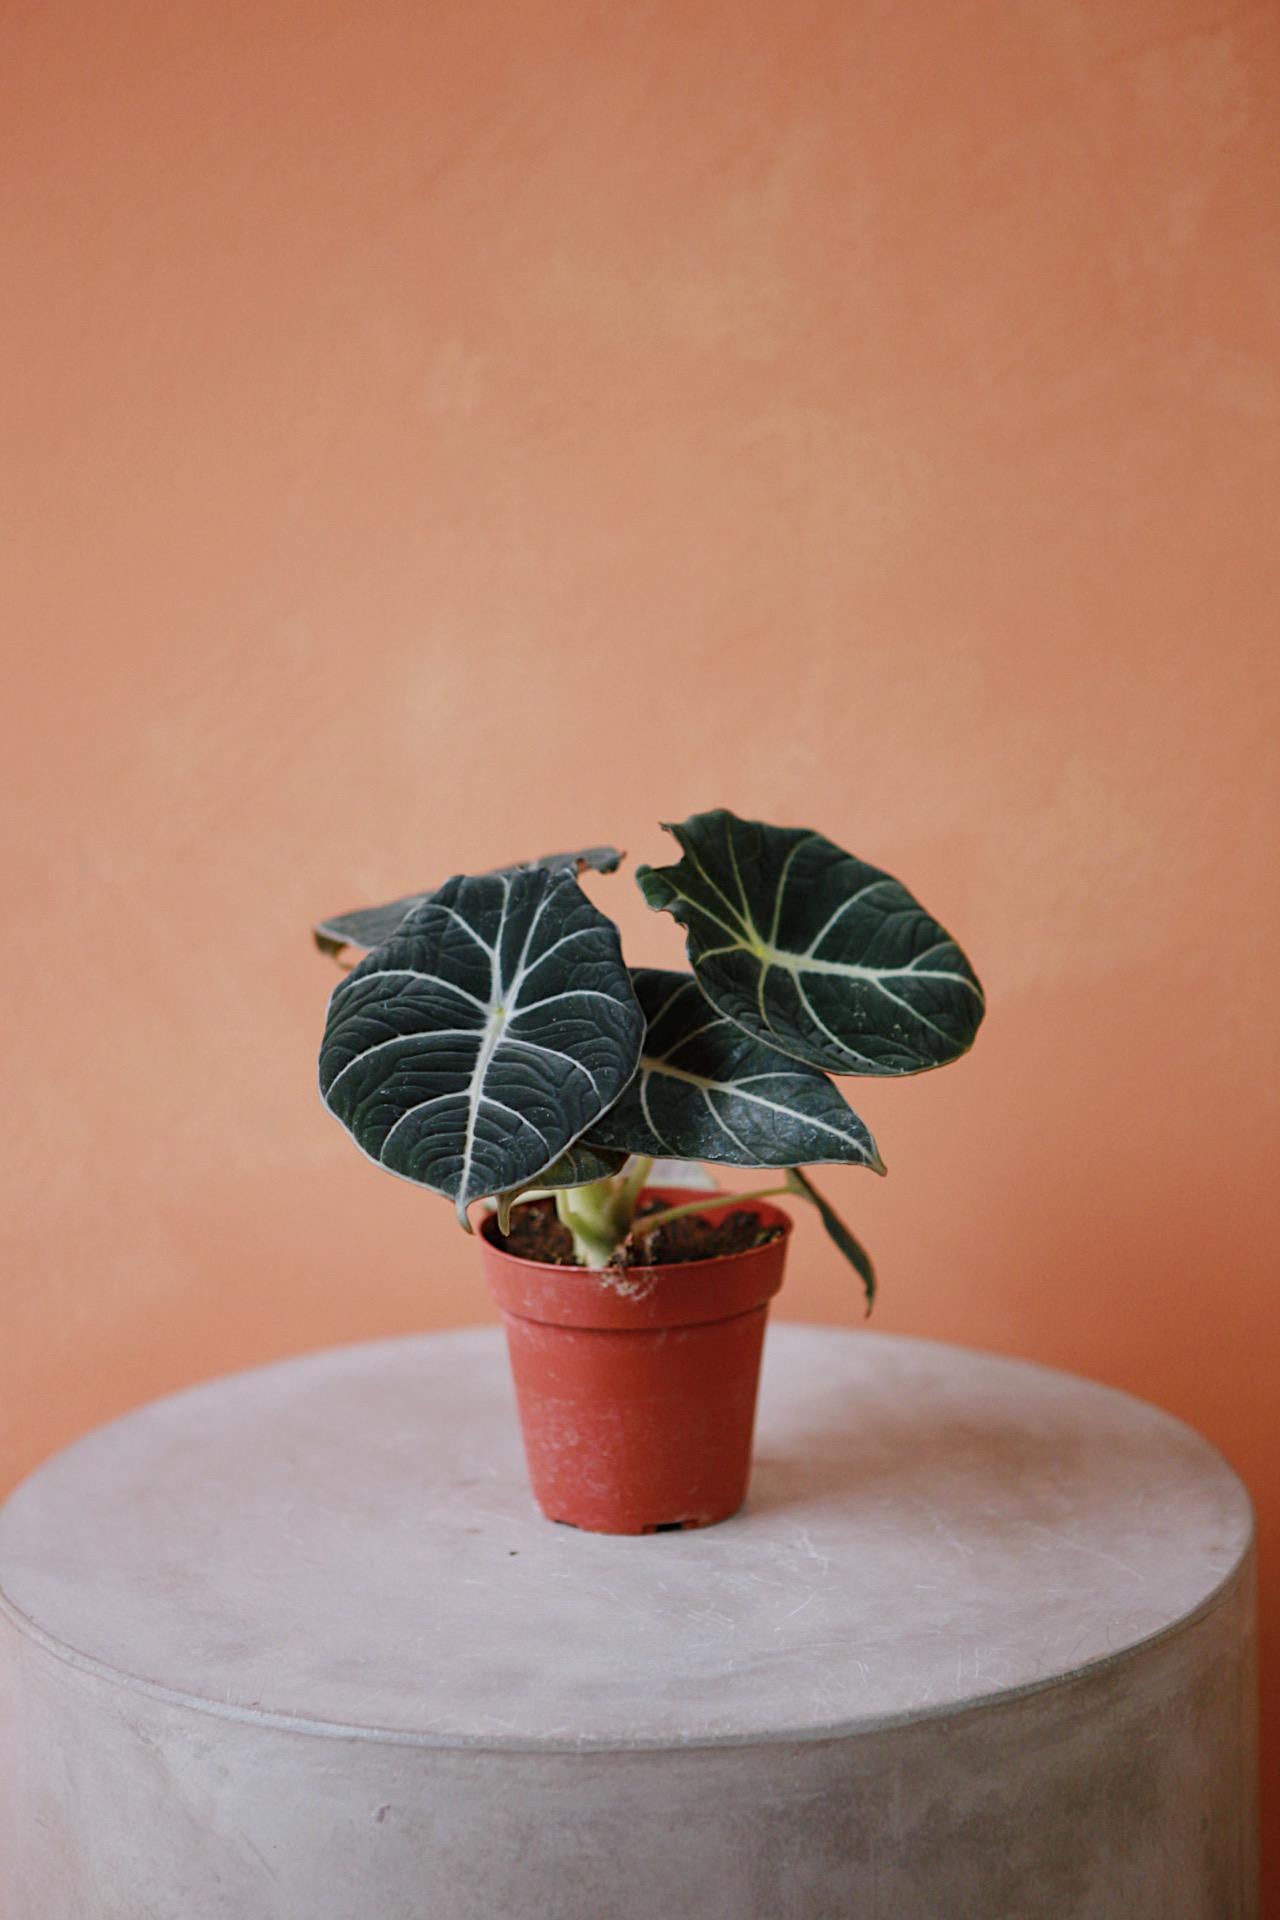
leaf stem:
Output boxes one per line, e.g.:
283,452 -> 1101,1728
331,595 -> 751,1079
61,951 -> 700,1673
614,1155 -> 655,1232
555,1184 -> 618,1268
630,1184 -> 792,1238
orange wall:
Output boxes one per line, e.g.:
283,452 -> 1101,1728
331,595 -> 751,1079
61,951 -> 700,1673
4,0 -> 1279,1883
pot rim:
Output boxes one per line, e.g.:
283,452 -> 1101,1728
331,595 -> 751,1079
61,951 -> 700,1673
479,1185 -> 794,1279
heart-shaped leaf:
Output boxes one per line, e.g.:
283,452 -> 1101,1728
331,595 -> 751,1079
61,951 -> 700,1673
319,868 -> 643,1223
314,846 -> 624,959
637,810 -> 984,1075
583,969 -> 884,1171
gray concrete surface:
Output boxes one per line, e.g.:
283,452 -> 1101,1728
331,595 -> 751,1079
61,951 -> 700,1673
0,1326 -> 1258,1917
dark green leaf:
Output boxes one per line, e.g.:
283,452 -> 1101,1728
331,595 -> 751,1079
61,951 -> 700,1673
583,969 -> 884,1172
319,868 -> 643,1224
314,846 -> 624,959
637,810 -> 984,1075
785,1167 -> 877,1313
519,1143 -> 627,1189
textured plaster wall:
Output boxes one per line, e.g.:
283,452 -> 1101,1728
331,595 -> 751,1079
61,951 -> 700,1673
3,0 -> 1278,1888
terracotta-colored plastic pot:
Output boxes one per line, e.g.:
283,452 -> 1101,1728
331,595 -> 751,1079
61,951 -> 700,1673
480,1188 -> 791,1535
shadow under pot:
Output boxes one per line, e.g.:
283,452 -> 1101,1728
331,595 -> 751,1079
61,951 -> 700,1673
480,1189 -> 791,1536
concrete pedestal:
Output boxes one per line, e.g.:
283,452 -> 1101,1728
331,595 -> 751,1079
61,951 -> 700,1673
0,1326 -> 1257,1918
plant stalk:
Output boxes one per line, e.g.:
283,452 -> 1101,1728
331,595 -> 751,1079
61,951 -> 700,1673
555,1182 -> 622,1269
629,1184 -> 791,1239
616,1154 -> 654,1218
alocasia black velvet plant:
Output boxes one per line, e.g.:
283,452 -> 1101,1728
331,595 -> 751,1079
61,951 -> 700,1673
315,810 -> 984,1303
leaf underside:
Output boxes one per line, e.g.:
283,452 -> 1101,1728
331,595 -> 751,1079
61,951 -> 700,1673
318,868 -> 643,1221
786,1167 -> 876,1312
314,846 -> 624,959
637,810 -> 984,1076
583,968 -> 884,1171
518,1143 -> 628,1190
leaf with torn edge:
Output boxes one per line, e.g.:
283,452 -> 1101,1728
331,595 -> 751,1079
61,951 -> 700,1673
314,846 -> 624,960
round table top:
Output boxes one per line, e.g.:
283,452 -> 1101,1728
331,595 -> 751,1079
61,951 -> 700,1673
0,1326 -> 1252,1752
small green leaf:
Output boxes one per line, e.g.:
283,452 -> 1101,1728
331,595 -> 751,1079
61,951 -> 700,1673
493,1142 -> 628,1227
785,1167 -> 877,1313
319,868 -> 643,1223
315,846 -> 624,960
637,810 -> 983,1076
583,969 -> 884,1172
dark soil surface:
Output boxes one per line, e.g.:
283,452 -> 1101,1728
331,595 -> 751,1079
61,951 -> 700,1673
489,1197 -> 783,1269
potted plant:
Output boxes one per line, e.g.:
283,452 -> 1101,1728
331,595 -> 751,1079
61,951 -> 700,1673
315,810 -> 984,1534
